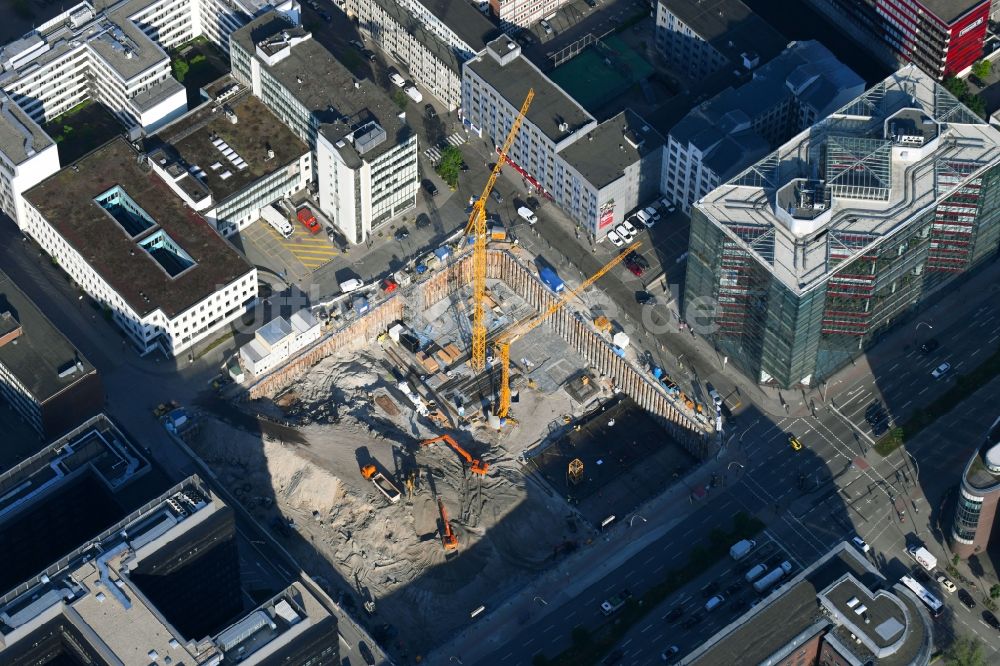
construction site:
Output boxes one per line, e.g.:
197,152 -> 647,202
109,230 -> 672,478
189,92 -> 716,659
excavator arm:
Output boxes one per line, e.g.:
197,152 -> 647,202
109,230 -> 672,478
420,434 -> 489,475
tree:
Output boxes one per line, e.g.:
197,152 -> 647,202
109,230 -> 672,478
392,89 -> 408,111
435,145 -> 463,189
172,58 -> 190,83
990,583 -> 1000,600
944,75 -> 970,99
972,59 -> 992,81
944,635 -> 986,666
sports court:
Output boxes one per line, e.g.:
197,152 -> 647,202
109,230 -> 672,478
548,35 -> 654,112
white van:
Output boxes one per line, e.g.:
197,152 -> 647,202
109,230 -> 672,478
634,209 -> 651,226
405,86 -> 423,103
745,563 -> 768,583
261,204 -> 293,238
517,206 -> 537,224
389,72 -> 406,87
704,595 -> 725,612
339,278 -> 364,293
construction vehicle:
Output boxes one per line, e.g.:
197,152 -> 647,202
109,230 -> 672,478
420,434 -> 489,475
361,465 -> 402,504
438,499 -> 458,551
465,89 -> 534,372
493,241 -> 641,418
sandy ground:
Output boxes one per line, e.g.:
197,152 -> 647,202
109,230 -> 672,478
191,349 -> 585,658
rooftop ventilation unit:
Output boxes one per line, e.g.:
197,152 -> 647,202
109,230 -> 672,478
353,122 -> 387,155
558,122 -> 569,132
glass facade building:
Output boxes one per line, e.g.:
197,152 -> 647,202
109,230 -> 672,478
684,66 -> 1000,388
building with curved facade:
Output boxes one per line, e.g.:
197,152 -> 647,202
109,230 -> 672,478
951,414 -> 1000,558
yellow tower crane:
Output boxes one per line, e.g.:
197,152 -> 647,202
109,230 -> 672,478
494,241 -> 641,418
466,89 -> 535,372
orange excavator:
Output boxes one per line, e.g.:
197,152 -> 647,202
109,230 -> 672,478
420,434 -> 489,475
438,498 -> 458,551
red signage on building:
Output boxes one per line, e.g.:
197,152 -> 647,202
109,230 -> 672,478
599,200 -> 615,229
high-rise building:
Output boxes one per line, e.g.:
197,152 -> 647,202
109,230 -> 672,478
231,13 -> 419,245
950,414 -> 1000,558
684,65 -> 1000,388
807,0 -> 990,78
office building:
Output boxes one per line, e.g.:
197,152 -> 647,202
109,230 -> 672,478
489,0 -> 572,29
231,13 -> 419,244
22,137 -> 257,358
685,542 -> 933,665
808,0 -> 990,78
240,308 -> 321,376
950,414 -> 1000,558
663,41 -> 865,214
685,66 -> 1000,388
345,0 -> 497,109
147,80 -> 312,237
0,467 -> 341,665
463,36 -> 664,235
0,94 -> 60,229
654,0 -> 786,82
0,269 -> 104,439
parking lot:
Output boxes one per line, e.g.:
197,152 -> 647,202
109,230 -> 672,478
239,219 -> 339,282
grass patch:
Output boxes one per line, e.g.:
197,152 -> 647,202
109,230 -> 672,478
875,346 -> 1000,456
194,330 -> 234,360
536,512 -> 765,666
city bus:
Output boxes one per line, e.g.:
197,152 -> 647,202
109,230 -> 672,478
900,575 -> 944,618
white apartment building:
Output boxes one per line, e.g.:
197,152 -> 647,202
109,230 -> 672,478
22,137 -> 257,357
344,0 -> 496,109
147,81 -> 312,236
463,36 -> 664,237
0,94 -> 60,228
231,14 -> 418,244
240,309 -> 320,376
490,0 -> 570,30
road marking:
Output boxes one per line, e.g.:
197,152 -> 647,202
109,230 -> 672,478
641,624 -> 654,633
501,653 -> 512,662
653,632 -> 663,643
654,564 -> 665,572
566,610 -> 576,619
622,639 -> 632,648
543,625 -> 555,634
605,583 -> 617,592
624,570 -> 635,580
524,638 -> 534,647
918,386 -> 928,395
990,334 -> 999,344
644,555 -> 656,565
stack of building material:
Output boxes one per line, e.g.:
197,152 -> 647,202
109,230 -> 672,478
416,351 -> 440,373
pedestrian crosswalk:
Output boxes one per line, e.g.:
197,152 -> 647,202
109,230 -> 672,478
423,132 -> 466,163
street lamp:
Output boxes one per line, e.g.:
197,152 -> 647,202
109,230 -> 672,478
533,596 -> 548,606
915,321 -> 933,333
629,515 -> 647,528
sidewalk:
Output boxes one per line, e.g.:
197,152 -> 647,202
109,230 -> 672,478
429,453 -> 736,663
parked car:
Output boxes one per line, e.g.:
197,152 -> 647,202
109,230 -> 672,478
491,189 -> 504,204
424,104 -> 437,119
624,257 -> 643,277
788,435 -> 803,451
701,582 -> 719,599
585,0 -> 597,6
920,338 -> 940,354
339,278 -> 364,293
959,588 -> 977,610
422,179 -> 439,196
620,219 -> 638,237
389,72 -> 406,87
931,362 -> 951,379
935,573 -> 957,593
615,223 -> 634,242
660,646 -> 680,663
394,227 -> 409,241
625,250 -> 649,269
517,206 -> 538,224
851,536 -> 870,553
380,277 -> 398,293
704,594 -> 726,611
349,39 -> 365,51
296,207 -> 321,234
540,18 -> 553,34
665,606 -> 683,623
635,291 -> 655,305
416,213 -> 431,229
319,11 -> 331,22
362,49 -> 376,61
983,610 -> 1000,630
607,230 -> 624,247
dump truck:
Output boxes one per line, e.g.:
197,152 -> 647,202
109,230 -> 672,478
753,561 -> 792,593
361,465 -> 401,504
907,545 -> 937,571
730,539 -> 756,561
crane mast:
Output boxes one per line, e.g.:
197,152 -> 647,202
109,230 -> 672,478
466,89 -> 534,372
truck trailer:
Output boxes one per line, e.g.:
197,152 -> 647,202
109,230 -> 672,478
753,561 -> 792,593
361,465 -> 401,504
907,546 -> 937,571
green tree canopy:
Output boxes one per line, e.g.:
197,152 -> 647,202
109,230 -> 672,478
435,145 -> 463,189
945,635 -> 986,666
